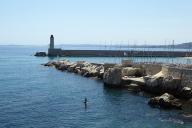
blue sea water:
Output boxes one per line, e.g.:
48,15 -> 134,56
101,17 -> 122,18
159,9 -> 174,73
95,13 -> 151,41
0,45 -> 192,128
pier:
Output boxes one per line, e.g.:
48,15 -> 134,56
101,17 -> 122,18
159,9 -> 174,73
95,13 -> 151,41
35,35 -> 192,57
48,49 -> 192,57
47,35 -> 192,57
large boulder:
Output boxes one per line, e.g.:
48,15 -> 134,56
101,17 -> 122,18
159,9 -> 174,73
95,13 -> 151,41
57,62 -> 71,71
44,61 -> 63,67
148,93 -> 182,109
162,76 -> 182,93
43,61 -> 55,67
179,87 -> 192,99
81,64 -> 99,77
103,67 -> 122,87
75,61 -> 91,69
35,52 -> 46,57
53,61 -> 64,68
66,61 -> 91,72
96,66 -> 104,79
54,60 -> 71,70
144,76 -> 164,94
122,67 -> 146,77
73,67 -> 81,74
144,75 -> 182,95
67,63 -> 77,72
104,63 -> 116,72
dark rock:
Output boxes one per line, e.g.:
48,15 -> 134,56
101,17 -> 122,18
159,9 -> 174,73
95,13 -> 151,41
98,72 -> 104,79
74,67 -> 80,73
83,71 -> 98,78
148,93 -> 182,109
57,64 -> 68,71
179,87 -> 192,99
95,65 -> 104,79
52,61 -> 62,68
67,64 -> 76,72
162,76 -> 182,93
44,60 -> 72,70
35,52 -> 46,57
144,76 -> 164,94
144,75 -> 182,95
44,61 -> 54,66
83,72 -> 90,77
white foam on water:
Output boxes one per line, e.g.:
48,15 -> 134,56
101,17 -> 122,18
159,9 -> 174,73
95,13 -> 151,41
159,117 -> 184,125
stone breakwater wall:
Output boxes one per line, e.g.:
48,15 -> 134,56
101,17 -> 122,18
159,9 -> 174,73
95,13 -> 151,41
133,63 -> 162,75
48,49 -> 192,57
43,60 -> 192,110
132,63 -> 192,88
162,65 -> 192,88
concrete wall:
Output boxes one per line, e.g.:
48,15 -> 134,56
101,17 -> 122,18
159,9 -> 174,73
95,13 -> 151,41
48,49 -> 192,57
143,64 -> 162,75
132,63 -> 162,76
122,63 -> 192,88
162,65 -> 192,88
48,49 -> 62,56
129,63 -> 192,88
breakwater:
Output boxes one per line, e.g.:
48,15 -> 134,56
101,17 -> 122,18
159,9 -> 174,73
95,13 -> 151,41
43,60 -> 192,110
47,49 -> 192,57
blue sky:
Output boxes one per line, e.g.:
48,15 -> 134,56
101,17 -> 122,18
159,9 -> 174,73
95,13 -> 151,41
0,0 -> 192,45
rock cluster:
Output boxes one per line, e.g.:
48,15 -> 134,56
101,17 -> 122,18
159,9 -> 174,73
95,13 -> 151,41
34,52 -> 46,57
43,60 -> 192,110
148,93 -> 182,109
44,60 -> 104,79
143,75 -> 192,99
103,67 -> 122,87
122,67 -> 146,77
144,75 -> 182,95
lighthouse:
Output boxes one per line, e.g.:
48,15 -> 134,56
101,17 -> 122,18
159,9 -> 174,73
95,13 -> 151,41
48,35 -> 61,56
49,35 -> 54,49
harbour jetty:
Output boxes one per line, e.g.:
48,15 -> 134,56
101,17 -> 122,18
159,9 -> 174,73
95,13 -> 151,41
43,60 -> 192,110
35,35 -> 192,57
48,49 -> 192,57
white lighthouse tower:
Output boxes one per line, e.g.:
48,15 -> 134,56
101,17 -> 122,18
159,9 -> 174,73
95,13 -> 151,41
48,35 -> 61,56
49,35 -> 54,49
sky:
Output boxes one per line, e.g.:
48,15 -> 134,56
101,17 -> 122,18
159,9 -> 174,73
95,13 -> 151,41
0,0 -> 192,45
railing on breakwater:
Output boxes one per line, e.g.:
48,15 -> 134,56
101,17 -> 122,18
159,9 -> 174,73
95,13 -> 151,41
48,49 -> 192,57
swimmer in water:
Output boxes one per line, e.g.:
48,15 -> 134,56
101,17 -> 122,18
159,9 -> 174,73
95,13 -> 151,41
84,97 -> 87,108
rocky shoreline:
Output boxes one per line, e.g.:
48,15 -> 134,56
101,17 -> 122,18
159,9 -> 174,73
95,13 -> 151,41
43,60 -> 192,110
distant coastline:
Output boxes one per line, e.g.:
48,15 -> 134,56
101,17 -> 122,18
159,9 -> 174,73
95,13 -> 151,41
1,41 -> 192,49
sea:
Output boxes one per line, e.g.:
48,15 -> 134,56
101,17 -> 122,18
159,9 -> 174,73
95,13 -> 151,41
0,45 -> 192,128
